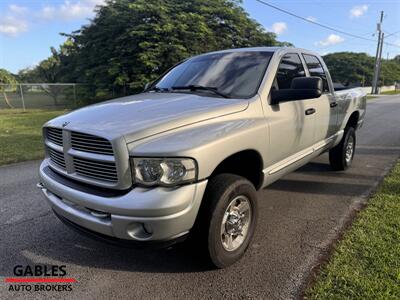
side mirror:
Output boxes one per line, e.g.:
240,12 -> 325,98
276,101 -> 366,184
271,77 -> 322,105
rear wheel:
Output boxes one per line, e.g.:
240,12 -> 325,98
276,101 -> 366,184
329,127 -> 356,171
193,174 -> 258,268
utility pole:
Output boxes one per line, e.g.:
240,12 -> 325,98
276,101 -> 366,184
372,11 -> 384,94
376,32 -> 385,89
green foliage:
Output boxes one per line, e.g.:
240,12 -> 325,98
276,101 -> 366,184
18,47 -> 61,83
323,52 -> 400,86
306,162 -> 400,299
0,69 -> 17,87
23,0 -> 289,102
17,49 -> 66,105
380,60 -> 400,86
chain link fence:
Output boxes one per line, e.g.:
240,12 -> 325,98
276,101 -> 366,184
0,83 -> 134,110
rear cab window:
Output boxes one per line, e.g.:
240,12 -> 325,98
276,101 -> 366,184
302,54 -> 330,93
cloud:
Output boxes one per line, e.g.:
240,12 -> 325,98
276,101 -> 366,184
9,4 -> 28,14
40,6 -> 57,20
315,34 -> 345,47
269,22 -> 288,35
0,4 -> 29,36
350,5 -> 368,18
306,16 -> 317,22
0,16 -> 28,37
38,0 -> 105,21
0,0 -> 105,36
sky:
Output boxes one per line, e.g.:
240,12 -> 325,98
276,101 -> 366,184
0,0 -> 399,74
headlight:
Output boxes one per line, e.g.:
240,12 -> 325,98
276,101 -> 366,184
130,157 -> 197,187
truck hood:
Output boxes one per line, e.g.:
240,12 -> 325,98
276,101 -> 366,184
47,92 -> 249,142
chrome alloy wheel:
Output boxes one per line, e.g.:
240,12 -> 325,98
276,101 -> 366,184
345,135 -> 354,164
220,195 -> 252,252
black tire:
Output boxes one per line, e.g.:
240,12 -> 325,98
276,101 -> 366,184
329,127 -> 356,171
192,174 -> 258,268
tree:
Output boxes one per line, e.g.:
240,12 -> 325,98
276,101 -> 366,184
54,0 -> 290,100
18,47 -> 64,106
323,52 -> 400,86
380,59 -> 400,86
323,52 -> 374,86
0,69 -> 17,108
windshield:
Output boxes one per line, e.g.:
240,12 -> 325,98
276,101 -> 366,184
153,51 -> 273,99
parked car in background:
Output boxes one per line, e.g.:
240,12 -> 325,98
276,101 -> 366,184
38,47 -> 366,268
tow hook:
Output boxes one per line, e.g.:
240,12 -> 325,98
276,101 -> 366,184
36,182 -> 45,189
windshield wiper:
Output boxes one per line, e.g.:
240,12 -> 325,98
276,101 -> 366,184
170,85 -> 230,98
146,86 -> 170,93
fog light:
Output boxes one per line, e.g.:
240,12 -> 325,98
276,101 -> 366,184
126,222 -> 152,240
143,223 -> 153,234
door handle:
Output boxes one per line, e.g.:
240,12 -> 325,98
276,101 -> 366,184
330,102 -> 338,108
305,108 -> 316,115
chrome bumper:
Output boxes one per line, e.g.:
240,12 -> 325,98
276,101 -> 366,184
38,160 -> 207,242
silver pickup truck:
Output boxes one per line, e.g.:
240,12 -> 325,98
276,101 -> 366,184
38,47 -> 366,268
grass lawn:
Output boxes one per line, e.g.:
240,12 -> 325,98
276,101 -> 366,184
380,90 -> 400,95
367,95 -> 377,100
0,109 -> 67,165
305,161 -> 400,299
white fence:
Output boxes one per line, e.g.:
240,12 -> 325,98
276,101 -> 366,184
359,85 -> 397,95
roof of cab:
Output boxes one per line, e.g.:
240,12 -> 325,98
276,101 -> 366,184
197,46 -> 320,57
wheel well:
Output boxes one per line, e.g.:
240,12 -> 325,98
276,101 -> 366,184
210,150 -> 263,189
346,111 -> 359,129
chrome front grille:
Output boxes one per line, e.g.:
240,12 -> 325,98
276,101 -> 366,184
46,127 -> 63,146
45,127 -> 122,187
71,132 -> 113,155
48,148 -> 66,169
74,157 -> 118,183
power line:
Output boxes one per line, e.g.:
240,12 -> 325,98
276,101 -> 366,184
254,0 -> 400,49
385,30 -> 400,38
385,41 -> 400,48
254,0 -> 376,41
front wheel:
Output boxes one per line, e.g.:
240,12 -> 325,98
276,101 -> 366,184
195,174 -> 258,268
329,127 -> 356,171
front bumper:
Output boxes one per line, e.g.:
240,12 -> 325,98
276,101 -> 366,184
39,160 -> 208,242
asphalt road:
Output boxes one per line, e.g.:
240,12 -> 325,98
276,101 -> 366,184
1,95 -> 399,299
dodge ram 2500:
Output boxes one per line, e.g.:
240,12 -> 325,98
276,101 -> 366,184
38,47 -> 366,268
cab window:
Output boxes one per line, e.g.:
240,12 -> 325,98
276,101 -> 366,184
302,54 -> 330,93
274,53 -> 305,90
